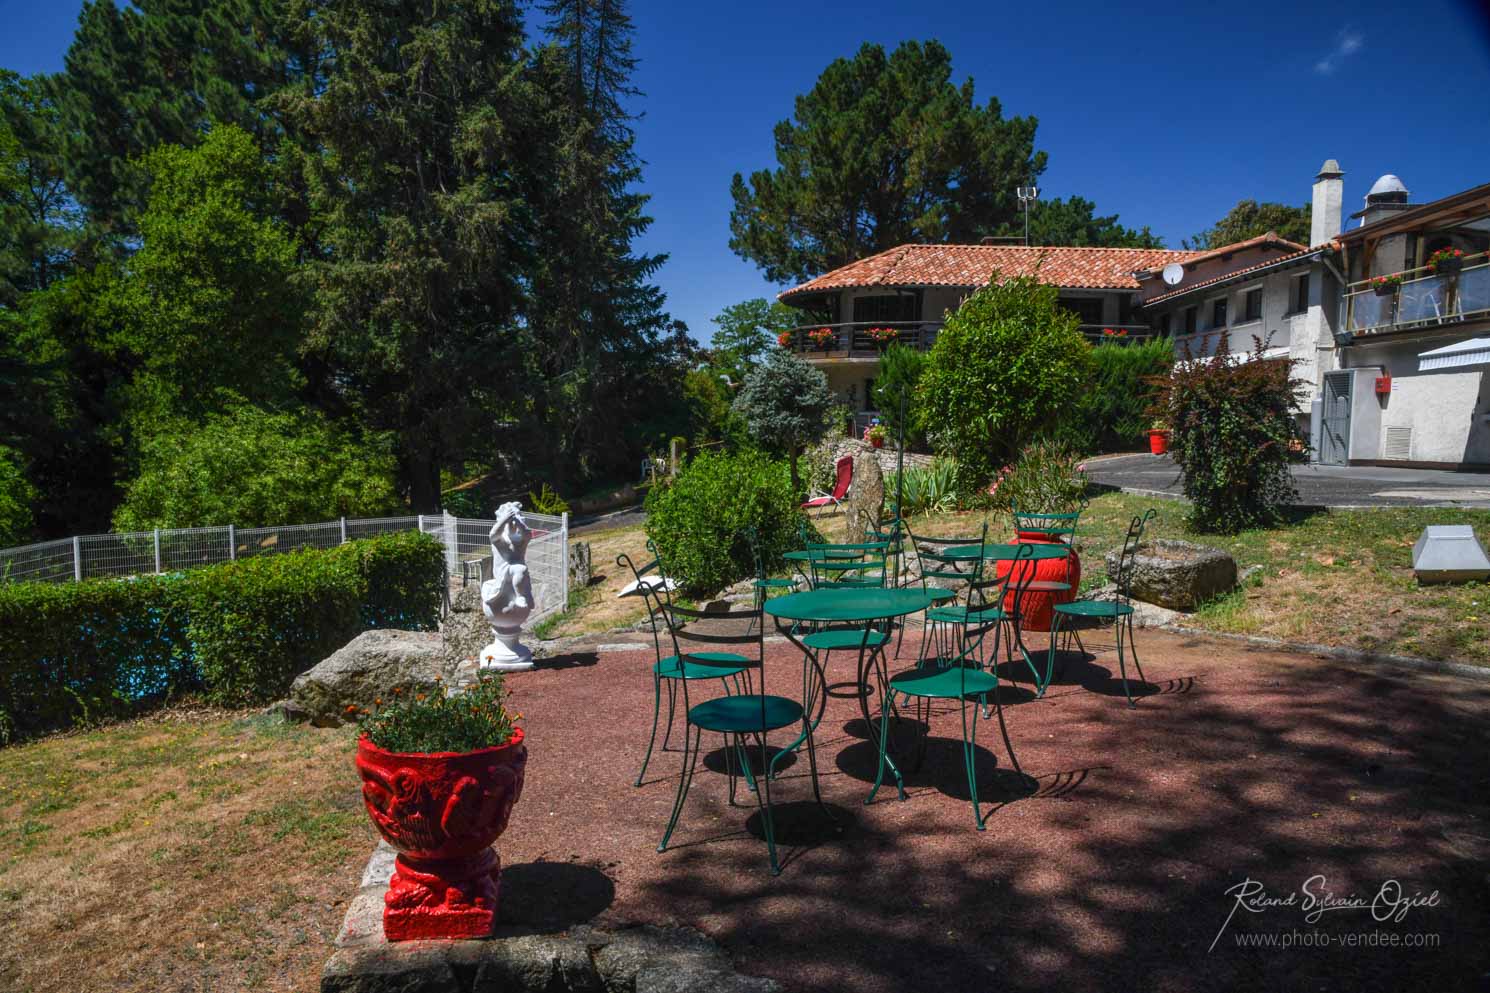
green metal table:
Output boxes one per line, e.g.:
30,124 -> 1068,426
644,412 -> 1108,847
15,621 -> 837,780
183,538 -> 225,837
782,547 -> 866,588
764,586 -> 953,796
941,541 -> 1071,691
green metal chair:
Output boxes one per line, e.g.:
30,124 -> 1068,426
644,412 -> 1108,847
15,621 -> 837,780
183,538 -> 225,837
617,542 -> 750,787
868,543 -> 1036,830
905,522 -> 988,664
656,600 -> 826,875
1047,509 -> 1157,708
803,538 -> 891,590
746,526 -> 797,617
1011,498 -> 1089,667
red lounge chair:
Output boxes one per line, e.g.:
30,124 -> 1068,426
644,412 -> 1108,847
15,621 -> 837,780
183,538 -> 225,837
801,455 -> 853,513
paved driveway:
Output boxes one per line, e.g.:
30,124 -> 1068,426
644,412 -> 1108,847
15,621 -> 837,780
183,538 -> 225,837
1086,453 -> 1490,508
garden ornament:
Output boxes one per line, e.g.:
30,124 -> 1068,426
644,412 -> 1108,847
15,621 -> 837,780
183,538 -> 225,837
480,502 -> 536,670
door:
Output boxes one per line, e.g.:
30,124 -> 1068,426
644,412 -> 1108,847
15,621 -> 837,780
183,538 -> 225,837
1320,371 -> 1352,466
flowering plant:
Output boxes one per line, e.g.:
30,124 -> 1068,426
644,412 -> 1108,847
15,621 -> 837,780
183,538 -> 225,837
866,326 -> 899,344
863,422 -> 887,444
1101,327 -> 1128,337
1427,247 -> 1466,273
777,330 -> 794,348
356,673 -> 520,753
1369,273 -> 1404,291
806,327 -> 836,349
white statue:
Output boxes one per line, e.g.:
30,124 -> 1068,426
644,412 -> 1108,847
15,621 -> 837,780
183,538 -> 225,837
480,502 -> 535,671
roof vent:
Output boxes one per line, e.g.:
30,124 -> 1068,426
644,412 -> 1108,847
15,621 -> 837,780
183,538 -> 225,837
1354,174 -> 1410,227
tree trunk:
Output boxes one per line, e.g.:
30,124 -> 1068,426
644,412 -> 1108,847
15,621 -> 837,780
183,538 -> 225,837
404,448 -> 442,514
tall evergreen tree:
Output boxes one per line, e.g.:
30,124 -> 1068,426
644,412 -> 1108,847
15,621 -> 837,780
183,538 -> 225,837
0,71 -> 79,302
285,0 -> 533,511
525,0 -> 674,487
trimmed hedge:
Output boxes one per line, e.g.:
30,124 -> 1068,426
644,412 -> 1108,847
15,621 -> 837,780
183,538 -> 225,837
0,531 -> 446,740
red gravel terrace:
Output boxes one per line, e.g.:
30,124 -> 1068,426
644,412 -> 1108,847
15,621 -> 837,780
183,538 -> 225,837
491,629 -> 1489,993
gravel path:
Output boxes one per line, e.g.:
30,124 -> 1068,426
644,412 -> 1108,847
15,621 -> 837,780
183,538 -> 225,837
490,628 -> 1490,992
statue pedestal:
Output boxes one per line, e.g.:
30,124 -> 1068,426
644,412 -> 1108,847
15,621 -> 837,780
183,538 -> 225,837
479,630 -> 534,672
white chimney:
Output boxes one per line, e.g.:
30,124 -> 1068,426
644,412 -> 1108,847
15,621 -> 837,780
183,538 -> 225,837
1311,159 -> 1344,246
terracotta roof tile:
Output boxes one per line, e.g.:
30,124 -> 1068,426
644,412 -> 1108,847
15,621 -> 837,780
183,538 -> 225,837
779,243 -> 1197,300
1133,232 -> 1306,276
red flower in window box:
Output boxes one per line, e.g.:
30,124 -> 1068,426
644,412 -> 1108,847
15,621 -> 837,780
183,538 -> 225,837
806,327 -> 837,349
1428,247 -> 1466,276
777,330 -> 794,348
865,326 -> 899,346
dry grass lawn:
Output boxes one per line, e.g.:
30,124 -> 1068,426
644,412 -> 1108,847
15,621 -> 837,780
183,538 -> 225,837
535,523 -> 653,640
0,708 -> 369,993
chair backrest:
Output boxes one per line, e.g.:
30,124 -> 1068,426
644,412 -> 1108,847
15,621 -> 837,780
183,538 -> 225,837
831,455 -> 854,500
615,539 -> 678,663
1110,510 -> 1157,607
744,525 -> 769,582
905,521 -> 988,594
1011,497 -> 1089,544
865,516 -> 907,588
658,600 -> 767,716
952,543 -> 1036,673
803,538 -> 890,590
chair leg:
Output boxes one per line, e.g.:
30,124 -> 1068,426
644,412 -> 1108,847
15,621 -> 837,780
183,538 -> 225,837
867,690 -> 906,804
962,696 -> 985,831
1042,611 -> 1062,698
991,676 -> 1023,779
749,731 -> 782,875
1115,612 -> 1137,708
1127,612 -> 1148,686
659,723 -> 701,853
660,678 -> 678,751
636,674 -> 663,787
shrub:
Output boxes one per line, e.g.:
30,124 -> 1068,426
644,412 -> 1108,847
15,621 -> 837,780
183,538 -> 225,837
984,439 -> 1089,514
886,458 -> 959,517
1057,338 -> 1174,454
527,483 -> 570,516
1156,332 -> 1305,532
871,344 -> 929,449
915,276 -> 1093,492
360,672 -> 517,752
114,403 -> 402,531
644,450 -> 803,594
0,531 -> 446,737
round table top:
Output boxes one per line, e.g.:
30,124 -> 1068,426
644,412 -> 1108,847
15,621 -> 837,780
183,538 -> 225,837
763,586 -> 950,623
941,541 -> 1071,562
782,548 -> 867,562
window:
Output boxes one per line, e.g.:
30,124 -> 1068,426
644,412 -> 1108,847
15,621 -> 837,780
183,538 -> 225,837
1211,297 -> 1228,329
852,294 -> 918,323
1058,296 -> 1105,326
1292,274 -> 1310,314
1158,312 -> 1172,335
1183,307 -> 1198,334
1242,287 -> 1263,322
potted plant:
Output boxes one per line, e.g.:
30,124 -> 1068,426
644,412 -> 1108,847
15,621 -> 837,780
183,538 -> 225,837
354,674 -> 527,941
1101,327 -> 1128,338
1147,418 -> 1171,456
1427,247 -> 1466,277
863,422 -> 887,448
866,326 -> 898,348
776,330 -> 795,348
806,326 -> 836,350
1370,273 -> 1404,297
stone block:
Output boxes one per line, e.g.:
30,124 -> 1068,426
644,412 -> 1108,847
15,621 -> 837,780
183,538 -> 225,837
1107,538 -> 1237,612
290,630 -> 452,726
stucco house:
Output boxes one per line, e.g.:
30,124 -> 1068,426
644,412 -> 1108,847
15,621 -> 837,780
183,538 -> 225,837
776,242 -> 1192,429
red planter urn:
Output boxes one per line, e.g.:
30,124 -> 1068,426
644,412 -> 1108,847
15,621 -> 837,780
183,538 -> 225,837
869,436 -> 885,449
995,532 -> 1082,632
355,729 -> 527,940
1147,430 -> 1170,455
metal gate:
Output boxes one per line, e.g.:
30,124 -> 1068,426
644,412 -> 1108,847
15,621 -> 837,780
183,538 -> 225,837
1320,371 -> 1352,466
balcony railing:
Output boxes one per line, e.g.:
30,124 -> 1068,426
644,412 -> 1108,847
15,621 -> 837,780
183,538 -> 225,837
781,320 -> 1156,356
1342,253 -> 1490,335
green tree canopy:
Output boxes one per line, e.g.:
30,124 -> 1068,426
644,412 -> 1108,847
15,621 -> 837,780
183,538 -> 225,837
871,342 -> 929,448
732,349 -> 835,490
915,276 -> 1093,489
1,71 -> 79,304
112,404 -> 400,530
729,40 -> 1045,285
0,446 -> 37,546
1186,199 -> 1312,250
708,297 -> 799,384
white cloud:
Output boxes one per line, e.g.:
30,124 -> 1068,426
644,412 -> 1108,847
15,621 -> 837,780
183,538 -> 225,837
1315,30 -> 1365,75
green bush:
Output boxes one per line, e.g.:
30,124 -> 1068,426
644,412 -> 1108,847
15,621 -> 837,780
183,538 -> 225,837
1057,338 -> 1174,454
886,458 -> 959,517
644,450 -> 803,594
985,439 -> 1089,514
915,277 -> 1093,492
0,531 -> 446,738
871,344 -> 929,449
1156,333 -> 1305,532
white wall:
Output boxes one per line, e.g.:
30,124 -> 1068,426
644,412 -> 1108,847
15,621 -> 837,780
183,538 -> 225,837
1348,337 -> 1490,464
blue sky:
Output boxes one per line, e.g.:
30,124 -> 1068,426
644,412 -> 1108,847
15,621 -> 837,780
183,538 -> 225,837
4,0 -> 1489,342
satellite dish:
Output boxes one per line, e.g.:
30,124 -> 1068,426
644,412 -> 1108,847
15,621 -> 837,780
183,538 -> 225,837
1162,263 -> 1185,287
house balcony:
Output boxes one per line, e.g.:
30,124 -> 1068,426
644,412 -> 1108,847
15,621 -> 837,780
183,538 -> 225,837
1341,252 -> 1490,338
781,321 -> 1157,359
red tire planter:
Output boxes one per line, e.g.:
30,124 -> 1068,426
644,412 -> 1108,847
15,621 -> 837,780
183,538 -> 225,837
1147,430 -> 1170,455
994,532 -> 1081,632
356,728 -> 527,940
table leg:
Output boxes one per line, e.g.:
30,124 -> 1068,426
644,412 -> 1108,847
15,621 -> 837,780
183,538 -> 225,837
859,621 -> 907,801
767,620 -> 831,782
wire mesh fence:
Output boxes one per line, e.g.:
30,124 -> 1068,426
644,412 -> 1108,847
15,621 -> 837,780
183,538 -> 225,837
0,511 -> 570,624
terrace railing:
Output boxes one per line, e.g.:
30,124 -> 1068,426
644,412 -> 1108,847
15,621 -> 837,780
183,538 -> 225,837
0,511 -> 570,625
782,319 -> 1157,356
1342,252 -> 1490,336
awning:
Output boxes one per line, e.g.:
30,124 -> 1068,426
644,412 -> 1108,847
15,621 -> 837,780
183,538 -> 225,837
1418,337 -> 1490,371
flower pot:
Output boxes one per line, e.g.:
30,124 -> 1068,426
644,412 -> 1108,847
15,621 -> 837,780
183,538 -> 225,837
1147,430 -> 1170,455
869,436 -> 885,449
1373,282 -> 1398,297
994,531 -> 1081,632
1431,257 -> 1464,277
356,729 -> 527,940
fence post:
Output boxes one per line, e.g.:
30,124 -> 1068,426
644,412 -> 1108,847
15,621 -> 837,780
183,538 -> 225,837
340,517 -> 348,544
442,511 -> 458,578
560,511 -> 570,609
73,536 -> 82,582
154,529 -> 162,574
227,524 -> 236,561
418,513 -> 425,535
